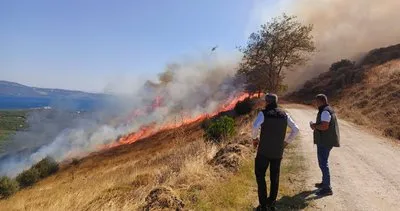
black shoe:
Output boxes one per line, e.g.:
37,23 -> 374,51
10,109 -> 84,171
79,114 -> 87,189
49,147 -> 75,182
316,188 -> 333,196
268,205 -> 276,211
267,200 -> 276,211
315,182 -> 324,188
255,205 -> 268,211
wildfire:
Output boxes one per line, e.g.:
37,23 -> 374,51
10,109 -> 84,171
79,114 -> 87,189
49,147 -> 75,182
103,93 -> 250,149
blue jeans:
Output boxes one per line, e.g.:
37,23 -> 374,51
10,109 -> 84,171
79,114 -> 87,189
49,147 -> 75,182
317,145 -> 333,189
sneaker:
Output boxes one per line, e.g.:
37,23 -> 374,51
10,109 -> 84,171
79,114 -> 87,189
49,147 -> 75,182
316,188 -> 333,196
315,182 -> 324,188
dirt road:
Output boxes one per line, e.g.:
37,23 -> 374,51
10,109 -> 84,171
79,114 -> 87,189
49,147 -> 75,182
286,105 -> 400,211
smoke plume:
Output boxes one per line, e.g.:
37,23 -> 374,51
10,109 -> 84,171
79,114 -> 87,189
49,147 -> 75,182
272,0 -> 400,89
0,53 -> 242,177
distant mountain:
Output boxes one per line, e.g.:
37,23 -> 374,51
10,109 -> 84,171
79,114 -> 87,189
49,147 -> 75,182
0,80 -> 104,99
0,81 -> 109,110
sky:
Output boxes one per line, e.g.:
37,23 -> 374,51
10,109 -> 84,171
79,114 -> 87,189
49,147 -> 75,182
0,0 -> 279,93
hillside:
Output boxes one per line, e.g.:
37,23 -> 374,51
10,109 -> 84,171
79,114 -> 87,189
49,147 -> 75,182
290,44 -> 400,140
0,106 -> 311,210
0,81 -> 108,109
0,81 -> 104,99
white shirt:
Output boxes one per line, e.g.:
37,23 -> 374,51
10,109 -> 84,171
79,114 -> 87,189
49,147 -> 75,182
252,111 -> 299,143
321,111 -> 332,122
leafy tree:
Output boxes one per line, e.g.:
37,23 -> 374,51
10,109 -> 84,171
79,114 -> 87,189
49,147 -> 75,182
238,14 -> 316,93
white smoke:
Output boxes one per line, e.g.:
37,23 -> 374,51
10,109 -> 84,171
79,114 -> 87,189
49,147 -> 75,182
0,53 -> 242,177
250,0 -> 400,89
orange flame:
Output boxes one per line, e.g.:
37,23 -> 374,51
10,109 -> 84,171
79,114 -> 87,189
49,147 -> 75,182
102,93 -> 250,149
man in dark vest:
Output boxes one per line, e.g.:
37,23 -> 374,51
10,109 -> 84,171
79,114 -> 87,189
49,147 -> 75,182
252,94 -> 299,211
310,94 -> 340,196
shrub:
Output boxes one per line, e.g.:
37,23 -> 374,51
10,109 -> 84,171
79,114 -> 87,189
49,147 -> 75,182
205,116 -> 235,143
234,98 -> 253,115
72,158 -> 80,165
0,176 -> 19,198
16,168 -> 40,188
329,59 -> 355,72
201,118 -> 212,130
33,157 -> 59,178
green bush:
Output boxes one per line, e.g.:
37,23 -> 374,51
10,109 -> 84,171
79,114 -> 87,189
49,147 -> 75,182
234,98 -> 253,115
33,157 -> 59,178
16,168 -> 40,188
205,116 -> 235,143
0,176 -> 19,198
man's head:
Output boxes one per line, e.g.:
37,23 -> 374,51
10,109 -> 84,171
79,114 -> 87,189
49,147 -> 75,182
265,93 -> 278,107
314,94 -> 328,108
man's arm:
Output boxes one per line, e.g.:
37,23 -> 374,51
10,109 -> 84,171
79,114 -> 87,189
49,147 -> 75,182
311,111 -> 331,131
252,111 -> 264,139
252,112 -> 264,148
285,114 -> 299,145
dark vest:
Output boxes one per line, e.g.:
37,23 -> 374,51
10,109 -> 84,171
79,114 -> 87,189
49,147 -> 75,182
258,108 -> 288,159
314,105 -> 340,147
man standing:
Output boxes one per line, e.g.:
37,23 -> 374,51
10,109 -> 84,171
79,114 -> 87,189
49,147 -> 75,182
310,94 -> 340,196
252,94 -> 299,211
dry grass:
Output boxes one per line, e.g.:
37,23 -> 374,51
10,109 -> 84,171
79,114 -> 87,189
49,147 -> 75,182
336,60 -> 400,140
291,55 -> 400,141
0,111 -> 309,210
277,138 -> 314,210
178,120 -> 311,210
0,121 -> 208,210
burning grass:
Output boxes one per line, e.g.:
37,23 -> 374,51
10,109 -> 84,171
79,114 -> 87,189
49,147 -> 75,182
106,93 -> 250,149
0,116 -> 218,210
0,102 -> 309,210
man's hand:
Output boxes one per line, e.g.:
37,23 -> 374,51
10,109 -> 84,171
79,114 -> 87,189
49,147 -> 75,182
310,123 -> 316,130
252,138 -> 259,149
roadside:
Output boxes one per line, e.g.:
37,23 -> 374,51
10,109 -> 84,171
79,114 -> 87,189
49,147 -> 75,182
187,110 -> 312,210
287,105 -> 400,211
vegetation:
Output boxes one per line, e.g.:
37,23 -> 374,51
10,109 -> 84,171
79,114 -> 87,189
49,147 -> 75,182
33,157 -> 59,179
291,43 -> 400,140
205,116 -> 235,143
186,136 -> 311,210
0,177 -> 19,198
237,14 -> 315,94
234,98 -> 254,115
0,102 -> 311,210
329,59 -> 355,72
8,157 -> 59,192
0,110 -> 27,150
16,168 -> 40,188
188,160 -> 255,210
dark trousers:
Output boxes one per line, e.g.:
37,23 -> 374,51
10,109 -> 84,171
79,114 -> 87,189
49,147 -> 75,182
317,145 -> 333,189
255,154 -> 282,206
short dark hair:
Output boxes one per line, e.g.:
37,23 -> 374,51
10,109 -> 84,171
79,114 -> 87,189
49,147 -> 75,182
265,93 -> 278,104
315,94 -> 328,104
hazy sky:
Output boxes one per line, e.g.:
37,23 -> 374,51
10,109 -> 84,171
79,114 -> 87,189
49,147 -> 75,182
1,0 -> 279,93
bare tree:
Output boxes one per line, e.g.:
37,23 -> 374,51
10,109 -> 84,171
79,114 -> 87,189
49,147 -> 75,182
238,14 -> 316,94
